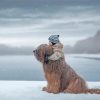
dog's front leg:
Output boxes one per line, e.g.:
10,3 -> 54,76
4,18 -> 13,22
44,72 -> 60,93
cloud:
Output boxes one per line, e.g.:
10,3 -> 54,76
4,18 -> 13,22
0,0 -> 100,9
0,36 -> 86,47
0,0 -> 100,46
0,7 -> 100,37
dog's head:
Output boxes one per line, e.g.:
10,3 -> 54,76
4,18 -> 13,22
33,44 -> 53,63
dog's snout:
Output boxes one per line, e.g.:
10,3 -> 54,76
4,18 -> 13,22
33,49 -> 37,53
33,50 -> 36,53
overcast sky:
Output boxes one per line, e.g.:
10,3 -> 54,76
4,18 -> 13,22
0,0 -> 100,47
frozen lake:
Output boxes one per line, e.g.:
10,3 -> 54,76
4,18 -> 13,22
0,54 -> 100,81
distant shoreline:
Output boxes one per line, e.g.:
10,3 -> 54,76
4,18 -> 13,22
0,54 -> 100,60
74,56 -> 100,60
0,54 -> 100,55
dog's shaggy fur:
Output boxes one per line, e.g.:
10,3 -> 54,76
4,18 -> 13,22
33,44 -> 100,94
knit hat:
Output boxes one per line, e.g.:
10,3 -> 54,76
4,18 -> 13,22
48,35 -> 60,44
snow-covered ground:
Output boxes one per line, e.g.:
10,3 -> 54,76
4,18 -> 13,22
0,81 -> 100,100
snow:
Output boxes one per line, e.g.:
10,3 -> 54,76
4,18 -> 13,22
0,81 -> 100,100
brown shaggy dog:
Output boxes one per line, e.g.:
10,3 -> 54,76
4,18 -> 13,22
33,44 -> 100,94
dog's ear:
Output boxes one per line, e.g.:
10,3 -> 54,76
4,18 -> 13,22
45,45 -> 53,56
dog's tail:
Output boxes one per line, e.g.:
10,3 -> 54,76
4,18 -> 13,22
85,89 -> 100,94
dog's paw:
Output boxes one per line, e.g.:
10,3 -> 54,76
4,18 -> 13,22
48,89 -> 59,94
42,87 -> 47,91
63,89 -> 73,93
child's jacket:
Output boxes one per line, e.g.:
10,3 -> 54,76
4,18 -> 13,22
48,42 -> 64,60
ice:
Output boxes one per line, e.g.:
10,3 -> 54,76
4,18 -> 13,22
71,54 -> 100,58
0,81 -> 100,100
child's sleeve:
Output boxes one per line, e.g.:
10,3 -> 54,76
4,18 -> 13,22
48,52 -> 62,60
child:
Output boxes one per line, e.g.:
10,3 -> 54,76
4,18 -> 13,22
44,35 -> 64,64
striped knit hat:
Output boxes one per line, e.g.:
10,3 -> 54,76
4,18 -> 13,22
48,35 -> 60,44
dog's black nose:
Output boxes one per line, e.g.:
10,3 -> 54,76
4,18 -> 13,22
33,50 -> 36,53
33,49 -> 38,54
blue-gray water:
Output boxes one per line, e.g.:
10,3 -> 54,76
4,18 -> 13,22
0,55 -> 100,81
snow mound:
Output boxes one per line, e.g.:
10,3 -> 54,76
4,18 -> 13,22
0,81 -> 100,100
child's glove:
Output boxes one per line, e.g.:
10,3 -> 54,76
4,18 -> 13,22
44,53 -> 49,64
